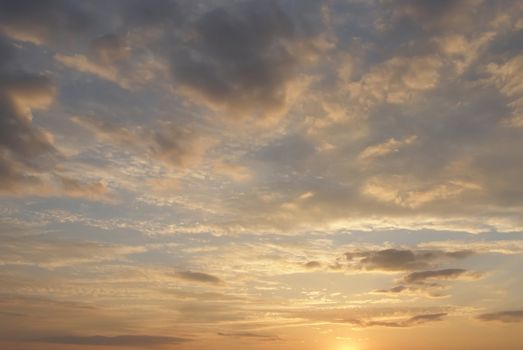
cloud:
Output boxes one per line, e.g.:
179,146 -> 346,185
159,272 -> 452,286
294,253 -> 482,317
175,301 -> 244,323
419,240 -> 523,255
0,38 -> 58,195
58,176 -> 112,201
213,161 -> 252,182
375,268 -> 483,298
393,0 -> 462,24
186,1 -> 523,235
122,0 -> 181,28
0,74 -> 56,159
148,125 -> 212,168
486,53 -> 523,128
304,261 -> 322,269
55,32 -> 163,89
477,310 -> 523,323
0,0 -> 94,44
362,177 -> 482,209
1,0 -> 520,232
403,268 -> 480,284
363,313 -> 447,328
170,0 -> 328,122
55,53 -> 122,87
218,332 -> 280,341
345,248 -> 472,271
90,34 -> 130,65
374,269 -> 483,298
173,271 -> 224,285
0,311 -> 26,318
2,2 -> 523,347
0,35 -> 112,201
73,116 -> 212,169
292,307 -> 450,328
39,334 -> 189,346
345,55 -> 443,106
71,115 -> 136,145
0,236 -> 146,268
358,135 -> 417,161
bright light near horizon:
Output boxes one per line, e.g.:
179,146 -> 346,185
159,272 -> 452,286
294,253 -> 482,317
337,344 -> 360,350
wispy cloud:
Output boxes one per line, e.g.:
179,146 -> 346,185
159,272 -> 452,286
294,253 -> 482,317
172,271 -> 224,286
375,268 -> 484,298
218,332 -> 281,341
344,248 -> 472,271
38,334 -> 189,346
477,310 -> 523,323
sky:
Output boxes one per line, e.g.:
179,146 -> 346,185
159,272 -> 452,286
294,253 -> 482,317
1,0 -> 523,349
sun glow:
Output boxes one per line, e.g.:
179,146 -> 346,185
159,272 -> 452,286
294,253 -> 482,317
337,344 -> 360,350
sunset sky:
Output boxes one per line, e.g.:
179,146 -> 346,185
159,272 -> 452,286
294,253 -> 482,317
1,0 -> 523,349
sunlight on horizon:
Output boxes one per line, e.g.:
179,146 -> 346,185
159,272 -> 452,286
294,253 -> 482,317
336,343 -> 361,350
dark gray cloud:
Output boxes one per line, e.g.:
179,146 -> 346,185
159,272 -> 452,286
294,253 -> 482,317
39,334 -> 189,346
382,0 -> 488,44
0,0 -> 95,44
0,311 -> 26,318
374,284 -> 448,298
0,36 -> 57,194
375,268 -> 482,298
122,0 -> 181,28
0,74 -> 56,158
403,268 -> 469,284
171,0 -> 291,119
345,248 -> 473,271
477,310 -> 523,323
363,312 -> 447,328
304,261 -> 322,269
394,0 -> 460,20
90,33 -> 129,65
375,285 -> 409,294
218,332 -> 280,341
148,125 -> 210,168
174,271 -> 223,285
170,0 -> 326,121
0,35 -> 14,67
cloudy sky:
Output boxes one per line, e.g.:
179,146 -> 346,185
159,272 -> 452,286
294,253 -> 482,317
1,0 -> 523,349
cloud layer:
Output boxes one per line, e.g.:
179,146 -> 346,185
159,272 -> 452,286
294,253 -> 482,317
39,334 -> 189,346
1,1 -> 523,350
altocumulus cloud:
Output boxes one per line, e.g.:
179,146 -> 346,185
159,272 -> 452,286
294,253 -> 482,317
73,116 -> 213,169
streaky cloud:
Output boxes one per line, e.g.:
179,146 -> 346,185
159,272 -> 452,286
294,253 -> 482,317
477,310 -> 523,323
38,334 -> 189,346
